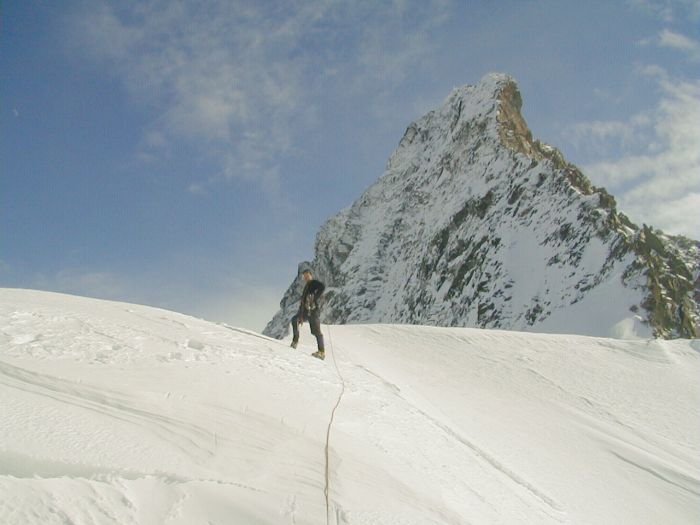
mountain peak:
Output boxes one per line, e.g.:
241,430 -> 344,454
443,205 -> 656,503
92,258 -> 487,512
446,72 -> 516,107
265,74 -> 699,340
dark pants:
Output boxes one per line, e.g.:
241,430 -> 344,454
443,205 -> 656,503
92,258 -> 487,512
291,310 -> 324,351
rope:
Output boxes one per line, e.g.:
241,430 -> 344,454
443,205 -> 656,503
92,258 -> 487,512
323,325 -> 345,525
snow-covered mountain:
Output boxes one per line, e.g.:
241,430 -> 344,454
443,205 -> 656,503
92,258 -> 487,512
1,288 -> 699,524
265,73 -> 699,340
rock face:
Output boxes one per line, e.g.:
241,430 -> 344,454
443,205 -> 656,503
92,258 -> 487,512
264,73 -> 700,340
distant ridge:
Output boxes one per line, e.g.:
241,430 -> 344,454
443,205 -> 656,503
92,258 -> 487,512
265,73 -> 699,340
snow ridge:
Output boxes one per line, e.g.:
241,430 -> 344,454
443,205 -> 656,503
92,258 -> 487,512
2,289 -> 699,524
265,73 -> 699,340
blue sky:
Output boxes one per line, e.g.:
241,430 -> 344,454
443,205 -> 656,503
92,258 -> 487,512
2,0 -> 699,331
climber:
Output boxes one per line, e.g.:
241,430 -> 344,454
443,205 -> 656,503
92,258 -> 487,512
290,269 -> 326,360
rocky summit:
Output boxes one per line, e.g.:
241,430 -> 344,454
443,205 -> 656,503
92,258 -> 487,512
265,73 -> 699,340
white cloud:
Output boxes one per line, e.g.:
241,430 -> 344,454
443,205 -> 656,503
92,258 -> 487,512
66,0 -> 454,190
564,119 -> 644,152
69,2 -> 139,60
564,45 -> 699,236
639,29 -> 700,62
629,192 -> 700,235
144,130 -> 168,150
659,29 -> 700,54
187,183 -> 207,196
577,72 -> 700,238
628,0 -> 674,21
67,1 -> 326,185
628,0 -> 700,22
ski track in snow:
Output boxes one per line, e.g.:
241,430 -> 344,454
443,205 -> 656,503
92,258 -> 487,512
328,341 -> 567,525
1,289 -> 699,524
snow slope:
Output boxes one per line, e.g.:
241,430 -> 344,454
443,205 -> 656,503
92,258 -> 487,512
1,288 -> 699,524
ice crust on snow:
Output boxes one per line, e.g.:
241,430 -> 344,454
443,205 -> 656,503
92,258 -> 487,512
1,289 -> 699,524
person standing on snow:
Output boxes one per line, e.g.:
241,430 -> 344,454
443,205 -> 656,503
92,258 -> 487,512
290,269 -> 326,360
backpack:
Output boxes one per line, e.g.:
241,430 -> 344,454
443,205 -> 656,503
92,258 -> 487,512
304,280 -> 326,311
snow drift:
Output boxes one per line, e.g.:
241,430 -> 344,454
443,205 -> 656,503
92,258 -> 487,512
1,288 -> 699,524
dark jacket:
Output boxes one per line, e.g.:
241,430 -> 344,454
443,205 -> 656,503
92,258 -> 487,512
298,279 -> 325,321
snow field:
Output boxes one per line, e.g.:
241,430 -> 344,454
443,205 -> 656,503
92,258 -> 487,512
1,288 -> 699,524
332,325 -> 699,524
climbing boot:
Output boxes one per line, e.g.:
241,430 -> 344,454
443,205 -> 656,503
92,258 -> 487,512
311,350 -> 325,360
290,340 -> 298,349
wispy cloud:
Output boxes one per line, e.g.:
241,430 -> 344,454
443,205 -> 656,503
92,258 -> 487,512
628,0 -> 700,22
639,29 -> 700,61
564,116 -> 652,154
659,28 -> 700,56
574,69 -> 700,238
66,0 -> 454,191
564,16 -> 700,240
187,183 -> 207,196
67,1 -> 314,186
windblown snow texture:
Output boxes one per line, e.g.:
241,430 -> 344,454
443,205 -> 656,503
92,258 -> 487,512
265,73 -> 699,340
1,289 -> 699,524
